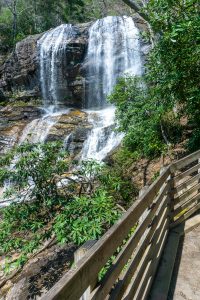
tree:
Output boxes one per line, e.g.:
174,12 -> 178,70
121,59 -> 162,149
4,0 -> 18,43
0,0 -> 87,50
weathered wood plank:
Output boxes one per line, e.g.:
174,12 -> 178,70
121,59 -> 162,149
173,192 -> 200,217
173,172 -> 200,194
134,227 -> 169,300
92,181 -> 170,300
171,149 -> 200,171
41,168 -> 170,300
173,162 -> 200,185
170,202 -> 200,229
74,240 -> 97,300
174,182 -> 200,205
123,218 -> 169,300
109,200 -> 170,300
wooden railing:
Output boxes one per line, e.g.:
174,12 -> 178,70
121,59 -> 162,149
42,149 -> 200,300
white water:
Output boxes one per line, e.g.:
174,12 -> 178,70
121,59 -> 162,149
81,107 -> 123,160
82,16 -> 142,160
85,16 -> 142,108
18,107 -> 71,144
19,116 -> 55,144
38,24 -> 76,108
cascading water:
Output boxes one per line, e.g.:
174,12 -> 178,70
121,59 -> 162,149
18,110 -> 66,145
19,115 -> 56,144
82,16 -> 142,160
38,24 -> 76,109
85,16 -> 142,109
17,24 -> 77,148
81,107 -> 124,161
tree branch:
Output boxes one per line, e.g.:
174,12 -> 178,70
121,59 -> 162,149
122,0 -> 149,22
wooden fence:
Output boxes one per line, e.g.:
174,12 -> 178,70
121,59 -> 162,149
41,149 -> 200,300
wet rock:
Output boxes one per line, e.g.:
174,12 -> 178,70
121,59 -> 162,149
0,105 -> 42,123
0,23 -> 90,107
0,104 -> 42,153
46,109 -> 92,155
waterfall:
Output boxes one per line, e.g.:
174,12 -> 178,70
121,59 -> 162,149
38,24 -> 76,109
85,16 -> 142,109
1,16 -> 143,205
82,16 -> 142,160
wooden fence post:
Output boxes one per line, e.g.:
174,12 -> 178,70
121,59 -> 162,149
168,168 -> 175,222
139,185 -> 149,222
74,240 -> 97,300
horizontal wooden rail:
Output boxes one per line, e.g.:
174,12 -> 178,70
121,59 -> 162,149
171,149 -> 200,171
173,162 -> 200,185
42,150 -> 200,300
173,172 -> 200,194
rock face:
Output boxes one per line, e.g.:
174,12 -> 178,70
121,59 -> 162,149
0,16 -> 150,108
0,34 -> 42,98
0,23 -> 91,107
0,103 -> 42,153
46,110 -> 92,156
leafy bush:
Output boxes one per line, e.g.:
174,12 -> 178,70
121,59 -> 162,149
108,76 -> 169,158
54,190 -> 121,245
187,128 -> 200,152
144,0 -> 200,153
0,142 -> 68,203
0,143 -> 122,272
100,162 -> 138,208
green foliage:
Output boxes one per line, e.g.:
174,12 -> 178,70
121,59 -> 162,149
0,143 -> 123,272
0,142 -> 69,271
110,0 -> 200,157
187,129 -> 200,152
0,0 -> 86,50
145,0 -> 200,152
0,6 -> 13,50
100,161 -> 138,208
54,190 -> 121,245
0,142 -> 68,202
109,76 -> 170,158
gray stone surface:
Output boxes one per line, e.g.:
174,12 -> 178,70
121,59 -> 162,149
169,226 -> 200,300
